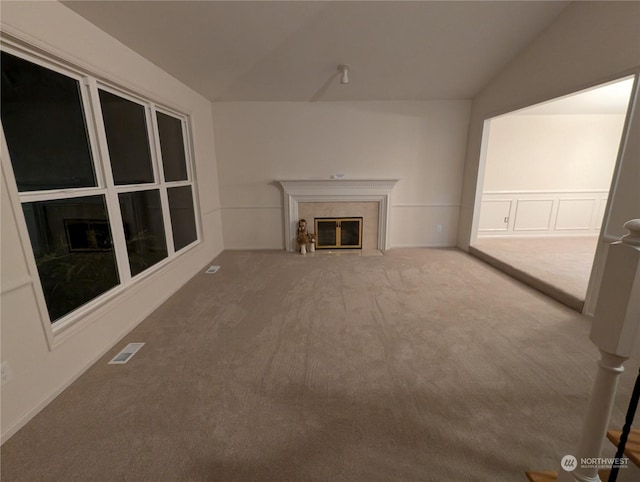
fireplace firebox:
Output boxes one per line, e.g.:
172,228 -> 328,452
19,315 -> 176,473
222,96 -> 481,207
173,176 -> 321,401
314,217 -> 363,249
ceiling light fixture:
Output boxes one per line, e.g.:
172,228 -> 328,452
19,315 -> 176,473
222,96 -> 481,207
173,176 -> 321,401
337,64 -> 350,84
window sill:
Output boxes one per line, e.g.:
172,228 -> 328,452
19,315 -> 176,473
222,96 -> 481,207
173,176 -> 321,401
49,238 -> 202,349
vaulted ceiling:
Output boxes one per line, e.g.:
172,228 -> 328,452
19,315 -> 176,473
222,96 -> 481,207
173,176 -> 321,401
62,1 -> 570,102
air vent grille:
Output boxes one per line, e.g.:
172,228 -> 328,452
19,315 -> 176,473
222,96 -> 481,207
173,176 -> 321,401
108,342 -> 144,365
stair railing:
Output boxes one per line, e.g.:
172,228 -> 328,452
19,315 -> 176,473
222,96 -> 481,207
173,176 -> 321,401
608,366 -> 640,482
559,219 -> 640,482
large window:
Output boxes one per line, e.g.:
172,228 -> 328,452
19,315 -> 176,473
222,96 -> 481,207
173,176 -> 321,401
99,89 -> 155,185
1,52 -> 96,191
1,48 -> 199,325
21,196 -> 120,322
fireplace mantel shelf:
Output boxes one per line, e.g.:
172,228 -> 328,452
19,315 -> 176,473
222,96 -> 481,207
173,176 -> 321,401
277,179 -> 399,252
277,179 -> 399,191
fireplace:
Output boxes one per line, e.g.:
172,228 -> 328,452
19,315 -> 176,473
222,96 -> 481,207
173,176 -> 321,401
277,179 -> 399,252
315,217 -> 363,249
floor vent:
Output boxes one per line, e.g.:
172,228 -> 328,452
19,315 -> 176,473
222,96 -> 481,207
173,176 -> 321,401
205,265 -> 220,274
108,343 -> 144,365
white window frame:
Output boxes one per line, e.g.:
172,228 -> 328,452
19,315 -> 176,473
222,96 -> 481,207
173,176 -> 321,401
0,39 -> 202,349
153,106 -> 202,253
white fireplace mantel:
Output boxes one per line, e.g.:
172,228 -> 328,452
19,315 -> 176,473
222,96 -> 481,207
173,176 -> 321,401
277,179 -> 399,252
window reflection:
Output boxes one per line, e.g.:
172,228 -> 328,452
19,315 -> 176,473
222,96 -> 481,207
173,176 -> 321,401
167,186 -> 197,251
22,196 -> 119,322
119,190 -> 168,276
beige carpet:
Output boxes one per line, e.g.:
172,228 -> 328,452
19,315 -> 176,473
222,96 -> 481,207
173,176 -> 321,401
471,237 -> 599,312
1,248 -> 637,481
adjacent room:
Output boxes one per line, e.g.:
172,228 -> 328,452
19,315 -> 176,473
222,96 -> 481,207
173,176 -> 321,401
1,2 -> 639,481
471,77 -> 635,312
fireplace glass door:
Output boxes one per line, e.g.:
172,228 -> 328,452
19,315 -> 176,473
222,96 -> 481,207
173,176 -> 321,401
314,217 -> 362,249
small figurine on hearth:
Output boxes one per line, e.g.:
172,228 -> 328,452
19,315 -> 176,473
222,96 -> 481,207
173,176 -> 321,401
296,219 -> 316,255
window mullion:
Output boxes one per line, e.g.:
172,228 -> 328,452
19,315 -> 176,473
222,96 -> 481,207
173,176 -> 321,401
183,120 -> 202,242
159,185 -> 175,255
86,78 -> 132,284
79,77 -> 105,189
146,105 -> 162,185
163,180 -> 192,189
180,118 -> 192,181
151,106 -> 176,255
19,187 -> 106,203
113,184 -> 162,194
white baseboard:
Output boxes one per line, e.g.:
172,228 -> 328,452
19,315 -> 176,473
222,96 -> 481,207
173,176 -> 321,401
477,233 -> 600,239
390,243 -> 456,248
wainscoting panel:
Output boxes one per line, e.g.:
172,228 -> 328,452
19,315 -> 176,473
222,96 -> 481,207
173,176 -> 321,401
478,190 -> 608,238
477,200 -> 511,232
596,198 -> 608,229
513,199 -> 554,231
555,199 -> 595,230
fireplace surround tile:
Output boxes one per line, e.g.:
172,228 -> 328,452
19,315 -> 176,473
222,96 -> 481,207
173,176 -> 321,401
277,179 -> 398,252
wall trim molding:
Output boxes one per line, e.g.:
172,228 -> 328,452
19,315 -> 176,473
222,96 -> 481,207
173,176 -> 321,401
478,189 -> 608,237
483,189 -> 609,195
219,203 -> 461,210
476,233 -> 600,240
202,207 -> 221,216
392,243 -> 455,248
0,275 -> 32,296
392,203 -> 460,208
221,206 -> 282,210
277,179 -> 399,252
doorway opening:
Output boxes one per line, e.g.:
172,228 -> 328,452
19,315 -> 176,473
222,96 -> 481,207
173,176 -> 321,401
470,76 -> 635,312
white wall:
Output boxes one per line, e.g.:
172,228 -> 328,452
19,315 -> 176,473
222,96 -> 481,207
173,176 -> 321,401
0,1 -> 224,442
459,1 -> 640,248
457,0 -> 640,314
477,113 -> 625,236
484,114 -> 624,192
212,101 -> 470,249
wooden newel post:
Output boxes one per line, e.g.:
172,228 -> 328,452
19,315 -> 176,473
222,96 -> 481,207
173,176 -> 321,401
559,220 -> 640,482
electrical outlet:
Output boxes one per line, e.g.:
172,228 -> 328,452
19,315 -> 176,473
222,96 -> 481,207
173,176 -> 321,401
1,361 -> 13,385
